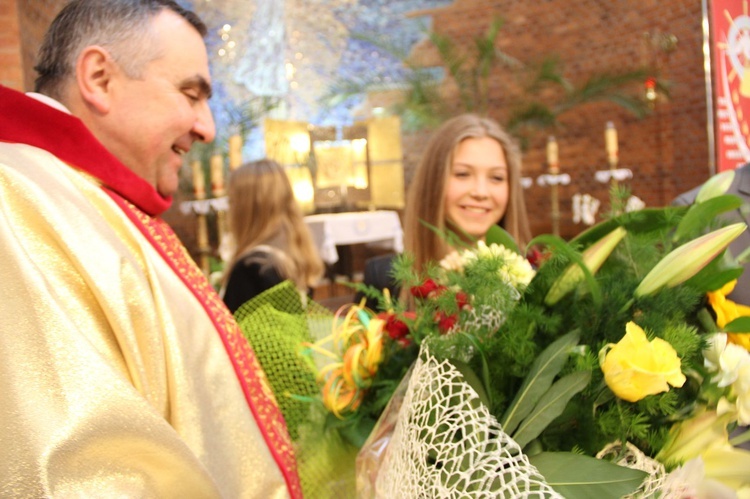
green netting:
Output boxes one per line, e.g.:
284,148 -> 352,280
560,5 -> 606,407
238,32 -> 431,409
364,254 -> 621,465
234,281 -> 358,498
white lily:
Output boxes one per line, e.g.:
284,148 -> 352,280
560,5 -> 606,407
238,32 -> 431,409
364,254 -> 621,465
635,223 -> 747,297
662,457 -> 737,499
657,410 -> 733,464
701,441 -> 750,492
695,169 -> 736,204
545,227 -> 626,305
704,333 -> 729,372
714,342 -> 750,388
734,362 -> 750,425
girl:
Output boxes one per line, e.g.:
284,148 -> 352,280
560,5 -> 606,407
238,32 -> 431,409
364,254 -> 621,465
359,114 -> 530,308
221,159 -> 324,313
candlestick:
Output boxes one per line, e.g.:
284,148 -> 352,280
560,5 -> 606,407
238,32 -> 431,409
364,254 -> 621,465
192,160 -> 205,199
192,160 -> 211,275
547,136 -> 559,174
196,215 -> 210,276
196,215 -> 209,247
209,154 -> 228,250
228,134 -> 242,170
542,136 -> 563,236
210,154 -> 225,196
605,121 -> 618,164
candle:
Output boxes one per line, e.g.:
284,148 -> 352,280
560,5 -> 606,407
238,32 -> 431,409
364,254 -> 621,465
605,121 -> 618,163
210,154 -> 224,196
546,136 -> 559,173
228,134 -> 242,170
197,216 -> 209,247
192,160 -> 205,199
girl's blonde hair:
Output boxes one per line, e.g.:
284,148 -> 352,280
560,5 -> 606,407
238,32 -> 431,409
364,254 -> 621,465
224,159 -> 323,290
403,113 -> 531,273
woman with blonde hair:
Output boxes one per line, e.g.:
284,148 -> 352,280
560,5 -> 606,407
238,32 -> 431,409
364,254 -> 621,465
221,159 -> 324,313
404,113 -> 531,272
358,113 -> 531,308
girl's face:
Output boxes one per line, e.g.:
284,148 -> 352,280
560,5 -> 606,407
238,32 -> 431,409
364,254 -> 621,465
444,136 -> 509,241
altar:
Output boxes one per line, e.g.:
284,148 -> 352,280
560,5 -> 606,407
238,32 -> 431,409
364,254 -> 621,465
304,210 -> 403,265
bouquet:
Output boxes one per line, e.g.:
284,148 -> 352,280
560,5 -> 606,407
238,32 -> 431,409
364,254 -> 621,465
233,173 -> 750,498
297,173 -> 750,498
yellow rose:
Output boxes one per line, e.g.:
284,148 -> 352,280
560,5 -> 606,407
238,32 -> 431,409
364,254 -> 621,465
599,322 -> 686,402
707,280 -> 750,351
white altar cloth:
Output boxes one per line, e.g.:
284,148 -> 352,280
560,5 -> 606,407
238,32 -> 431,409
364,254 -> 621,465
304,211 -> 403,264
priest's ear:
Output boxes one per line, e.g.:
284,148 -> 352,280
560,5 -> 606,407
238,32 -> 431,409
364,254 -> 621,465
75,45 -> 116,114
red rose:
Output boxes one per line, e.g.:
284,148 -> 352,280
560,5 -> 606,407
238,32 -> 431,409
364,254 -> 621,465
436,311 -> 457,334
526,246 -> 548,268
455,291 -> 470,310
396,337 -> 412,348
387,317 -> 410,340
377,312 -> 411,341
410,278 -> 447,299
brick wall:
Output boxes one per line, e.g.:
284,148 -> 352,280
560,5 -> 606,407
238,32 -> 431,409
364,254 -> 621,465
0,0 -> 23,89
0,0 -> 68,91
405,0 -> 710,238
17,0 -> 67,91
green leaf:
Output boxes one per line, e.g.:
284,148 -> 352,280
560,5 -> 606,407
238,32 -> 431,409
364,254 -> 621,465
529,452 -> 647,499
485,224 -> 521,254
567,219 -> 620,246
725,317 -> 750,333
512,370 -> 591,449
457,332 -> 494,409
451,358 -> 491,408
569,207 -> 682,247
685,266 -> 744,293
682,241 -> 746,293
501,330 -> 580,434
737,245 -> 750,265
673,194 -> 744,242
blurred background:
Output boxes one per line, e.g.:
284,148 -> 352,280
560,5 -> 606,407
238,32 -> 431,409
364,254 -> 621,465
4,0 -> 736,306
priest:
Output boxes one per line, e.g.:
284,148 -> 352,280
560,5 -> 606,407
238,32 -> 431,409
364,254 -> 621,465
0,1 -> 300,497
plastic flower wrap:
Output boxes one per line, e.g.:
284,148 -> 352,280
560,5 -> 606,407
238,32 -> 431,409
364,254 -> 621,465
232,281 -> 360,498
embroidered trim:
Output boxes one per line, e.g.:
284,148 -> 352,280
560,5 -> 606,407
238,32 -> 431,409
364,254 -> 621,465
104,188 -> 302,499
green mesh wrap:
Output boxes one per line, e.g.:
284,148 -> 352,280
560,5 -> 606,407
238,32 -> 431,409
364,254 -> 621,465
234,281 -> 357,498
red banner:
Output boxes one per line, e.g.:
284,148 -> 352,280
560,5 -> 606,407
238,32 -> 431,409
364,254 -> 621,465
712,0 -> 750,171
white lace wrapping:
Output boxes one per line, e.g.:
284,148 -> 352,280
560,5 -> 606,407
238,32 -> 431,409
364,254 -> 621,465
357,346 -> 562,498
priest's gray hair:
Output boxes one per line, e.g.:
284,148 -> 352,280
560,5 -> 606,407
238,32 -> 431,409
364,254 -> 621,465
34,0 -> 206,100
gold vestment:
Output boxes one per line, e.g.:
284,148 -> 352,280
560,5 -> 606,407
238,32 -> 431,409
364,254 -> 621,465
0,85 -> 301,498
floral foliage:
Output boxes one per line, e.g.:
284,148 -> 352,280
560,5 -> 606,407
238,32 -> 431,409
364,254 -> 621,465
311,181 -> 750,495
328,239 -> 535,442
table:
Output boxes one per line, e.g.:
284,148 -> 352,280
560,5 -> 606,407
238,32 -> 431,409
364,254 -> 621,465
304,210 -> 403,265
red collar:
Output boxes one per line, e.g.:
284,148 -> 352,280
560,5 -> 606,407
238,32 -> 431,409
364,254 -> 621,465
0,85 -> 170,216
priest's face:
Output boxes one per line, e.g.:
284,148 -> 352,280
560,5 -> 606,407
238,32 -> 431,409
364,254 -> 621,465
104,9 -> 215,198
